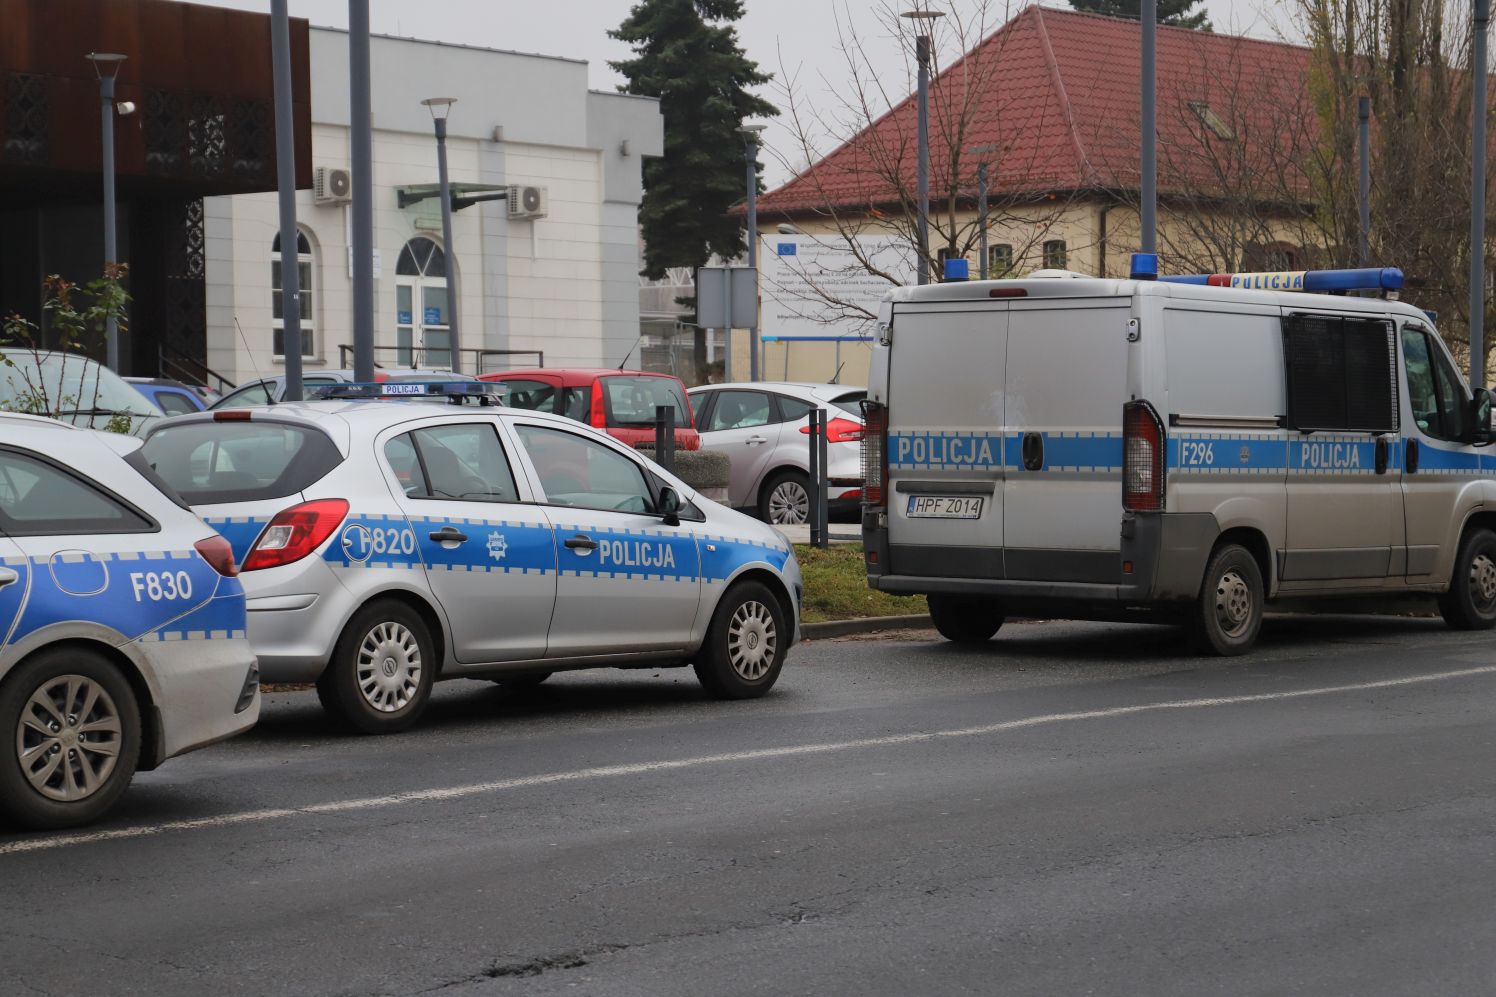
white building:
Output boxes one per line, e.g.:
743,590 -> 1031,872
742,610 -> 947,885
204,28 -> 663,383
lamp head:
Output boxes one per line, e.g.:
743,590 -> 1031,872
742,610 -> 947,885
86,52 -> 127,79
420,97 -> 458,121
900,8 -> 946,24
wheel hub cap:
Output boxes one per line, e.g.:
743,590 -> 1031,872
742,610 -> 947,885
769,482 -> 809,525
357,622 -> 422,713
15,674 -> 122,802
1214,570 -> 1253,638
1471,554 -> 1496,607
727,600 -> 777,681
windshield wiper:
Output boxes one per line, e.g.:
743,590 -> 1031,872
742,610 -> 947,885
54,407 -> 148,418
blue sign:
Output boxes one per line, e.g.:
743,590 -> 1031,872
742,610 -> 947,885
397,310 -> 412,324
423,307 -> 442,325
777,242 -> 797,256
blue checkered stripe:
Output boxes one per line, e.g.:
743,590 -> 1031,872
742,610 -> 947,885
1009,432 -> 1121,472
413,517 -> 556,575
1170,433 -> 1291,475
203,516 -> 270,565
552,522 -> 701,583
697,533 -> 792,582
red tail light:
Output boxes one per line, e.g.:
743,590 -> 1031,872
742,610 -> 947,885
860,401 -> 888,508
800,417 -> 864,444
193,535 -> 239,577
1123,401 -> 1166,512
214,410 -> 252,422
242,499 -> 350,571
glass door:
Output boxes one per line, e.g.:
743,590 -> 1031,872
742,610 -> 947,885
395,237 -> 451,368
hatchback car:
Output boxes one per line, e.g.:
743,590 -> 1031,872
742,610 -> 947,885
481,368 -> 700,451
142,386 -> 800,735
210,368 -> 468,409
0,414 -> 258,829
125,377 -> 208,416
0,351 -> 163,436
688,382 -> 867,524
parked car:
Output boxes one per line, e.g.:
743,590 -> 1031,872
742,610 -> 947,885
0,413 -> 258,829
480,368 -> 700,451
210,368 -> 469,409
688,382 -> 867,525
0,351 -> 162,436
125,377 -> 208,416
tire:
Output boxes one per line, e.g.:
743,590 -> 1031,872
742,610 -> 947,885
927,594 -> 1004,644
490,671 -> 552,690
0,647 -> 141,830
1189,544 -> 1264,656
317,600 -> 437,734
693,581 -> 788,700
759,470 -> 811,526
1438,528 -> 1496,630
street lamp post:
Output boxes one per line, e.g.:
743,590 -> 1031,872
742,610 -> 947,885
969,144 -> 995,279
271,0 -> 304,400
87,52 -> 126,371
422,97 -> 461,372
742,122 -> 767,381
349,0 -> 375,384
1141,0 -> 1157,254
902,8 -> 944,286
1472,0 -> 1490,389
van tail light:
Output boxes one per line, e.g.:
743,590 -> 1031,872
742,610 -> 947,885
800,417 -> 865,444
1123,401 -> 1166,512
193,535 -> 239,577
242,499 -> 350,571
860,400 -> 888,509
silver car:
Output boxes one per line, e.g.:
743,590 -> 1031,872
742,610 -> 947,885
0,414 -> 259,829
687,382 -> 867,524
210,368 -> 474,409
142,390 -> 802,735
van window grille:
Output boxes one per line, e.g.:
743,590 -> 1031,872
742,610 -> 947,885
1282,314 -> 1397,434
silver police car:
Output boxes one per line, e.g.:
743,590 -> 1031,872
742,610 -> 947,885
142,384 -> 802,734
0,414 -> 259,829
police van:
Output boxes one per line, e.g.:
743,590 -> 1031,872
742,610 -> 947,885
860,259 -> 1496,655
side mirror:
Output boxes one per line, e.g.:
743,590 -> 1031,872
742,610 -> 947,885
658,485 -> 682,527
1472,388 -> 1494,445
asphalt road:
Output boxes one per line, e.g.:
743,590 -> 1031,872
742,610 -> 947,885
3,615 -> 1494,997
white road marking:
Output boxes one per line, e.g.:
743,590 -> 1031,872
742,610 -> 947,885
5,663 -> 1494,856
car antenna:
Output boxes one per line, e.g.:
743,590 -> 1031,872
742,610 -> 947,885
616,332 -> 644,371
830,360 -> 845,384
234,316 -> 263,380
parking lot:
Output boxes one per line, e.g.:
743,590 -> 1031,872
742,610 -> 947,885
4,616 -> 1494,996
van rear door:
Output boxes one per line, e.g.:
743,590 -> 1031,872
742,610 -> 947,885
885,303 -> 1007,578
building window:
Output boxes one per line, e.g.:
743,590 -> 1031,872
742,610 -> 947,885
396,236 -> 451,367
1043,240 -> 1068,270
1188,101 -> 1236,141
986,243 -> 1014,278
271,230 -> 315,359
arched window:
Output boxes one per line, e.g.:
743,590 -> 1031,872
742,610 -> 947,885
395,236 -> 451,367
271,230 -> 315,359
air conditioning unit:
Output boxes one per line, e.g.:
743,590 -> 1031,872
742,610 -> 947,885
507,184 -> 547,220
314,167 -> 353,204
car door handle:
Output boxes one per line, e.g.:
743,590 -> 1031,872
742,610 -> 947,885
1406,439 -> 1420,474
746,435 -> 769,445
0,568 -> 17,588
564,534 -> 599,552
1021,432 -> 1045,471
428,527 -> 469,543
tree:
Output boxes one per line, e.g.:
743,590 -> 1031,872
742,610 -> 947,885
1067,0 -> 1211,30
610,0 -> 778,381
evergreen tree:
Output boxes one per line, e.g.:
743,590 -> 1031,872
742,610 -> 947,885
610,0 -> 778,379
1067,0 -> 1211,29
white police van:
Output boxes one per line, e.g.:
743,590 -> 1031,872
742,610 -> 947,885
142,383 -> 802,734
861,259 -> 1496,654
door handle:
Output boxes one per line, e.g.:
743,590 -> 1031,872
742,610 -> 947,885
1375,437 -> 1389,475
1021,432 -> 1045,471
0,567 -> 17,588
1406,439 -> 1420,474
428,527 -> 469,543
564,534 -> 599,552
746,435 -> 769,445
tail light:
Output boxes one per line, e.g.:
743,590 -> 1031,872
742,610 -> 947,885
800,417 -> 865,443
860,400 -> 888,508
242,499 -> 350,572
1123,401 -> 1166,512
193,535 -> 239,577
590,384 -> 608,430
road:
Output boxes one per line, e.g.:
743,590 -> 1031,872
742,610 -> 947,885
2,615 -> 1494,996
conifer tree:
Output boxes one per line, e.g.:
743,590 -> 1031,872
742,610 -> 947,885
1067,0 -> 1211,29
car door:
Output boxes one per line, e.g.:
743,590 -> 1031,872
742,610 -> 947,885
0,533 -> 28,655
696,389 -> 783,509
380,418 -> 558,663
508,421 -> 701,656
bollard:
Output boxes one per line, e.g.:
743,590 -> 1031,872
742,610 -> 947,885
808,408 -> 830,548
654,404 -> 675,473
815,407 -> 830,548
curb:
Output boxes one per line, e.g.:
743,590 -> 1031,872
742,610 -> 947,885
801,614 -> 933,640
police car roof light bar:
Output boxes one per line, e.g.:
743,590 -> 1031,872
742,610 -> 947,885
1155,267 -> 1404,294
1129,253 -> 1159,280
309,381 -> 508,405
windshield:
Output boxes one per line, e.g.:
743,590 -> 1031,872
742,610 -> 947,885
602,375 -> 691,428
0,353 -> 161,434
142,421 -> 344,505
830,390 -> 867,416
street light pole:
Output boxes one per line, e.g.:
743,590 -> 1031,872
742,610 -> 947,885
349,0 -> 375,384
271,0 -> 304,400
1472,0 -> 1490,389
969,144 -> 995,279
1358,95 -> 1371,269
422,98 -> 460,372
902,8 -> 944,286
1140,0 -> 1157,254
742,123 -> 767,382
87,52 -> 126,371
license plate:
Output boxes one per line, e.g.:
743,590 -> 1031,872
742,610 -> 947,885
906,495 -> 984,519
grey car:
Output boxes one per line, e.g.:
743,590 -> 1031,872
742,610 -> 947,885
687,382 -> 866,525
210,368 -> 471,409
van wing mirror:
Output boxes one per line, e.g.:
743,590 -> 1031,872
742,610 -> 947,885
1472,388 -> 1494,445
658,484 -> 682,526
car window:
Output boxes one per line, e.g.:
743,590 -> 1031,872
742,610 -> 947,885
514,424 -> 655,514
0,448 -> 153,536
831,391 -> 867,416
143,422 -> 343,504
705,390 -> 773,431
383,434 -> 429,497
601,376 -> 690,429
1402,327 -> 1468,443
156,391 -> 199,416
213,380 -> 275,410
397,423 -> 519,503
777,396 -> 814,423
560,386 -> 591,423
500,379 -> 559,414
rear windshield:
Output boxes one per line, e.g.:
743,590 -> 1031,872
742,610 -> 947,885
142,421 -> 343,505
830,390 -> 867,416
602,376 -> 691,428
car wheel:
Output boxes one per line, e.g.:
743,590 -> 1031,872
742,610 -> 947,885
760,470 -> 811,525
1438,528 -> 1496,630
0,647 -> 140,830
693,581 -> 788,700
318,600 -> 436,734
490,671 -> 552,690
1189,544 -> 1264,655
927,594 -> 1004,644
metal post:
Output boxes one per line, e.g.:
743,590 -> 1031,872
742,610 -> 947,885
1472,0 -> 1490,388
745,137 -> 761,381
916,33 -> 932,285
1140,0 -> 1157,254
808,408 -> 821,547
1358,95 -> 1371,269
816,408 -> 829,547
434,116 -> 460,372
349,0 -> 375,384
654,404 -> 675,473
100,74 -> 119,371
723,272 -> 734,383
977,162 -> 989,279
271,0 -> 303,400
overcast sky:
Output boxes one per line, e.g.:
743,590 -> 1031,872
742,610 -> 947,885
204,0 -> 1300,186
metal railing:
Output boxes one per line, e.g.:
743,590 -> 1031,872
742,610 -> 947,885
336,345 -> 544,375
157,343 -> 236,393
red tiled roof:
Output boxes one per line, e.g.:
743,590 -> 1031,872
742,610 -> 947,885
759,5 -> 1318,216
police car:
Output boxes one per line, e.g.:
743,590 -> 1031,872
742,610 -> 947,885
0,414 -> 258,829
863,259 -> 1496,655
141,382 -> 802,734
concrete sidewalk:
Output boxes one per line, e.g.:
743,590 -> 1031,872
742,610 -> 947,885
773,523 -> 861,546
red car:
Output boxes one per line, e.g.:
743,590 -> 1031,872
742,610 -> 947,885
479,368 -> 701,451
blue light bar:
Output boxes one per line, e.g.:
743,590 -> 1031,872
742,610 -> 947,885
943,258 -> 970,281
308,380 -> 507,403
1129,253 -> 1159,280
1156,267 -> 1404,293
759,335 -> 877,343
